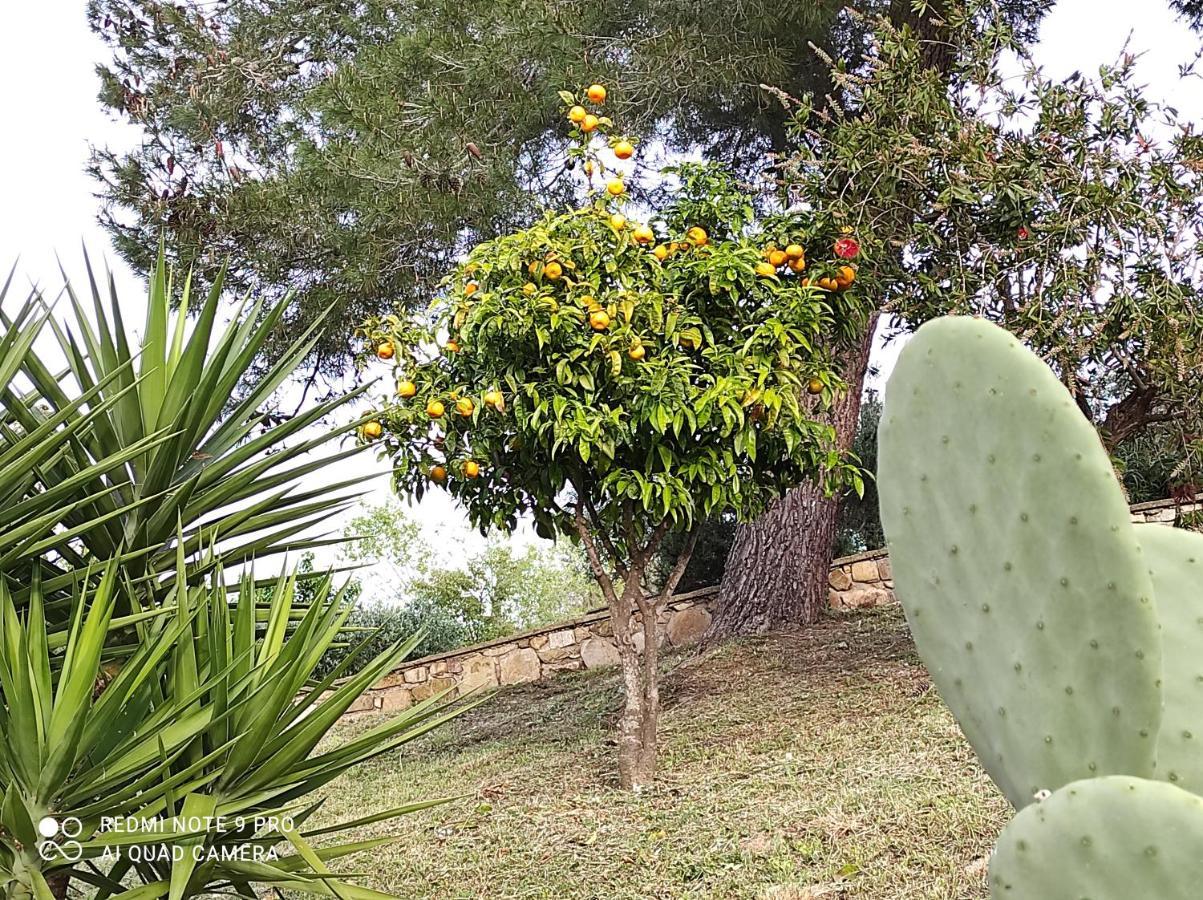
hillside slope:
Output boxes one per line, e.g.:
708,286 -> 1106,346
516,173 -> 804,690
317,606 -> 1007,899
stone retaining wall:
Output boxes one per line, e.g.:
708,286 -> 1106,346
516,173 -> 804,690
343,493 -> 1202,717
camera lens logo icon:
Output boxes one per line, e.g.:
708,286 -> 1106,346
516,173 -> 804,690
36,816 -> 83,863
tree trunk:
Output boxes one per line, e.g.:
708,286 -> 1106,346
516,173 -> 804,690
706,314 -> 879,642
611,577 -> 654,789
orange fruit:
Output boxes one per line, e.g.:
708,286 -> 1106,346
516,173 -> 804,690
523,282 -> 537,296
544,261 -> 563,280
362,420 -> 383,439
653,244 -> 669,262
589,309 -> 611,331
397,379 -> 417,398
807,378 -> 824,395
462,459 -> 481,478
587,84 -> 607,103
836,265 -> 857,288
785,244 -> 805,261
609,212 -> 627,230
455,397 -> 475,417
606,179 -> 625,196
763,244 -> 778,260
464,282 -> 478,296
581,114 -> 599,133
429,465 -> 447,483
686,226 -> 709,246
788,257 -> 807,273
445,339 -> 461,353
632,224 -> 654,244
426,399 -> 445,418
628,343 -> 646,361
568,105 -> 587,123
818,277 -> 839,291
483,389 -> 504,410
613,139 -> 634,160
376,340 -> 395,360
528,260 -> 541,275
768,249 -> 788,267
755,261 -> 777,278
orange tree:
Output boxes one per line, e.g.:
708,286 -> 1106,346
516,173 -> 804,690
358,85 -> 866,788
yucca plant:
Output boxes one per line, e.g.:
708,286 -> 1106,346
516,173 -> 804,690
0,250 -> 373,617
0,556 -> 462,900
0,254 -> 469,898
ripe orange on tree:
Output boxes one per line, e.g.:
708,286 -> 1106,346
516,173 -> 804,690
785,243 -> 805,261
609,213 -> 627,230
362,420 -> 383,439
755,261 -> 777,277
376,340 -> 395,360
768,249 -> 787,267
587,83 -> 607,103
606,179 -> 625,197
568,105 -> 587,123
426,399 -> 445,418
628,342 -> 646,361
522,282 -> 537,296
429,464 -> 447,483
465,282 -> 479,296
397,379 -> 417,398
836,265 -> 857,288
445,339 -> 461,353
788,257 -> 807,273
483,389 -> 504,410
462,460 -> 481,479
806,378 -> 824,395
613,139 -> 634,160
633,224 -> 654,244
686,226 -> 708,246
653,244 -> 669,262
589,309 -> 611,331
544,260 -> 563,280
455,397 -> 475,417
582,114 -> 599,133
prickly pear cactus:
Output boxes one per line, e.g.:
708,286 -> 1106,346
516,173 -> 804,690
877,317 -> 1161,808
990,776 -> 1203,898
1137,523 -> 1203,794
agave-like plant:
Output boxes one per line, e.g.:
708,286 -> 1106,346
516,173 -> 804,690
0,255 -> 466,899
0,250 -> 373,616
0,557 -> 463,900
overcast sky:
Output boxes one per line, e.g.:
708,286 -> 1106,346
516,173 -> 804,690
1,0 -> 1200,590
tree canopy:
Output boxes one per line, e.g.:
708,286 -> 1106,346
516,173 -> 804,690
86,0 -> 1050,379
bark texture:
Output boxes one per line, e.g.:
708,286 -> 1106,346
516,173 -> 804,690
706,314 -> 879,642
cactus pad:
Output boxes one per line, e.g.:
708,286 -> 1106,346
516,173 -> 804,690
1136,523 -> 1203,794
877,317 -> 1161,808
990,776 -> 1203,898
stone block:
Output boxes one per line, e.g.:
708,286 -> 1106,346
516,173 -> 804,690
547,629 -> 576,649
876,557 -> 892,580
403,666 -> 427,684
411,676 -> 456,702
459,654 -> 497,692
498,647 -> 541,684
844,587 -> 891,609
346,693 -> 376,714
380,687 -> 413,712
528,634 -> 549,650
850,560 -> 880,584
537,646 -> 577,663
666,605 -> 712,646
581,637 -> 620,668
374,672 -> 406,690
828,567 -> 853,591
828,589 -> 843,609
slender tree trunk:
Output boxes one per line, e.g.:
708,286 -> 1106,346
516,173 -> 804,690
706,314 -> 879,642
611,577 -> 652,790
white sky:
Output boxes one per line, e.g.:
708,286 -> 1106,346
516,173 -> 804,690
1,0 -> 1200,592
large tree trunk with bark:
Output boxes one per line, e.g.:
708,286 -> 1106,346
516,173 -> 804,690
706,314 -> 879,642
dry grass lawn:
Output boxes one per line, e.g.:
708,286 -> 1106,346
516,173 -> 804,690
312,606 -> 1008,899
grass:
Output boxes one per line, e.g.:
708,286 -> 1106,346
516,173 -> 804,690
313,606 -> 1008,899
